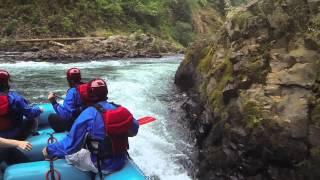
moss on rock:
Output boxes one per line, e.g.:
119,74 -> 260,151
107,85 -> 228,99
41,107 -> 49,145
207,57 -> 233,113
231,11 -> 254,29
308,14 -> 320,40
242,100 -> 263,128
197,47 -> 215,73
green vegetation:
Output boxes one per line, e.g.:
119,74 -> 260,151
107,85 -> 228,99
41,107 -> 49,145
0,0 -> 203,46
231,11 -> 254,29
243,100 -> 263,128
308,14 -> 320,40
197,47 -> 215,73
0,0 -> 251,46
0,0 -> 250,46
208,60 -> 233,113
204,54 -> 233,113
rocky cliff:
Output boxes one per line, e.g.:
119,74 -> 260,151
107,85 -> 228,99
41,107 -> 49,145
175,0 -> 320,179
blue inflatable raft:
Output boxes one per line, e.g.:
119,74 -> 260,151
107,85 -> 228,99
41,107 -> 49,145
4,159 -> 145,180
22,132 -> 66,162
37,103 -> 55,127
3,103 -> 146,180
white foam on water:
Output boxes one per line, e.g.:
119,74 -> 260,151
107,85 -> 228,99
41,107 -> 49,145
0,60 -> 128,70
105,56 -> 191,180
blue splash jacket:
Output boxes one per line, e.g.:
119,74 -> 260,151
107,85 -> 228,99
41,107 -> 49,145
0,91 -> 42,138
47,101 -> 139,172
52,87 -> 83,122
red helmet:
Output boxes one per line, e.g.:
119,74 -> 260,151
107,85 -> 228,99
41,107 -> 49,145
66,68 -> 81,82
88,78 -> 108,102
0,70 -> 10,84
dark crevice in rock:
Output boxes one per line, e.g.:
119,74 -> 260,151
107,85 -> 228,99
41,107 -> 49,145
278,83 -> 313,90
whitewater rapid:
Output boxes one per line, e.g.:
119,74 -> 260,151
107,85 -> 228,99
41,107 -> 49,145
0,55 -> 193,180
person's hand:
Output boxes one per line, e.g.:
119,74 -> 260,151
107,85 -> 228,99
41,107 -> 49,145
42,147 -> 49,159
48,92 -> 56,103
16,141 -> 32,151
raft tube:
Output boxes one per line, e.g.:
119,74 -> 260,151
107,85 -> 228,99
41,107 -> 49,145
4,159 -> 92,180
4,159 -> 146,180
37,103 -> 55,127
22,102 -> 61,161
95,160 -> 146,180
22,132 -> 66,162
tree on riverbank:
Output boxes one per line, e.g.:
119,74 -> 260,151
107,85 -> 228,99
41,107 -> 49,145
0,0 -> 194,46
0,0 -> 249,47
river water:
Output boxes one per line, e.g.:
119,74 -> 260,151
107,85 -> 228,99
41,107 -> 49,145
0,55 -> 194,180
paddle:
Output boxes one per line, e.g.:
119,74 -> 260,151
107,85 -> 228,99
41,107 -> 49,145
138,116 -> 156,125
54,94 -> 65,100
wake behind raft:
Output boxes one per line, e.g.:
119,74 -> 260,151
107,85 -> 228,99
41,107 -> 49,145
4,103 -> 154,180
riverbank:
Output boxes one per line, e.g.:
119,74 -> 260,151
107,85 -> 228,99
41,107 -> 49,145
0,33 -> 183,61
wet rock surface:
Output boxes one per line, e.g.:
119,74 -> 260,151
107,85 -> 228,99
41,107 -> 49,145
175,0 -> 320,179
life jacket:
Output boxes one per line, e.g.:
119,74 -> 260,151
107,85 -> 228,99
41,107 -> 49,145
0,95 -> 12,131
86,103 -> 133,158
77,83 -> 91,105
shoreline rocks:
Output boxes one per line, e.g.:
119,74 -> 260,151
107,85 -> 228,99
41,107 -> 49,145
0,33 -> 183,61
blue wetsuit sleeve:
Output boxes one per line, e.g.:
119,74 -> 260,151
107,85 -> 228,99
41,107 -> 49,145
128,118 -> 139,137
53,88 -> 79,121
13,93 -> 41,119
47,108 -> 93,158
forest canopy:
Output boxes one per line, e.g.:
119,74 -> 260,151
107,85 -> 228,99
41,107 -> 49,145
0,0 -> 249,46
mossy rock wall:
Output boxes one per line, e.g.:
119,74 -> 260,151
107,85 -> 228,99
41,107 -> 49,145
175,0 -> 320,179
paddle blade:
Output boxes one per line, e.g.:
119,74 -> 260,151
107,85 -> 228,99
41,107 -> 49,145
138,116 -> 156,125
